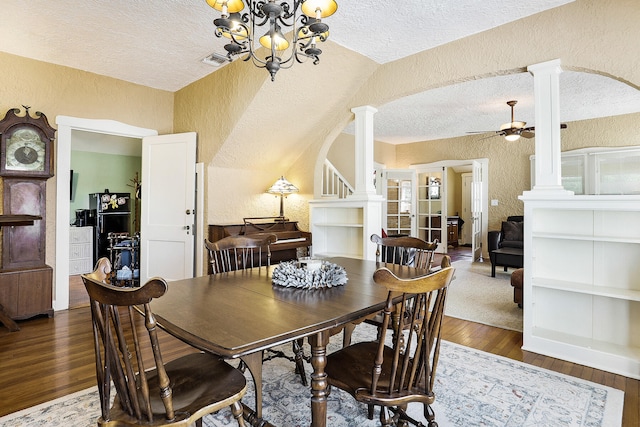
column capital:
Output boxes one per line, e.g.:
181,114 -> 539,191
351,105 -> 378,115
527,58 -> 563,75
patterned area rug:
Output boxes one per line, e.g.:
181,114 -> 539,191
445,260 -> 523,332
1,324 -> 623,427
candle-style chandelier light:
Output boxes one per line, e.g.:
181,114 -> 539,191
205,0 -> 338,81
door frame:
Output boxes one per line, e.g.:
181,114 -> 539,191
54,117 -> 204,311
413,158 -> 489,261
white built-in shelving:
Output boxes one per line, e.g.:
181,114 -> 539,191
522,195 -> 640,379
309,198 -> 382,260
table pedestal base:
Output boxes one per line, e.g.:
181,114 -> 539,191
309,330 -> 330,427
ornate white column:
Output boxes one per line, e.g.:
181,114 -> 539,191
523,59 -> 572,197
349,105 -> 381,199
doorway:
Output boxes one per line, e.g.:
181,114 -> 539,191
415,158 -> 489,264
68,132 -> 143,308
54,117 -> 158,311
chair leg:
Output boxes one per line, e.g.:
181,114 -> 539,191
230,401 -> 246,426
379,406 -> 393,426
424,404 -> 438,427
392,404 -> 436,427
292,339 -> 308,386
264,342 -> 308,386
342,323 -> 356,347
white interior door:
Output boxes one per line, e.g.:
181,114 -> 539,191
140,132 -> 196,282
471,161 -> 483,261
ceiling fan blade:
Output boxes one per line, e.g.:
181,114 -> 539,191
518,124 -> 566,138
521,130 -> 535,138
477,133 -> 500,141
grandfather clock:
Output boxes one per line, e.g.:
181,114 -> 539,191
0,106 -> 55,330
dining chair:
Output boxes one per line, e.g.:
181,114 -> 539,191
371,233 -> 439,271
204,234 -> 308,385
325,259 -> 455,427
82,258 -> 247,427
344,234 -> 440,347
204,234 -> 277,274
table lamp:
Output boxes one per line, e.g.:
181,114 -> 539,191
267,176 -> 299,219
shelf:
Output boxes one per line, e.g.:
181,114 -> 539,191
524,197 -> 640,379
0,214 -> 42,227
309,198 -> 382,261
530,327 -> 640,362
533,232 -> 640,244
532,277 -> 640,301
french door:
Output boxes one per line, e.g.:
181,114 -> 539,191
381,169 -> 416,237
416,167 -> 446,253
471,160 -> 483,261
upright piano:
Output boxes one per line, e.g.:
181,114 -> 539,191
208,217 -> 312,267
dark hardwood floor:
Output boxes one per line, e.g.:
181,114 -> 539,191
444,244 -> 474,262
1,304 -> 638,425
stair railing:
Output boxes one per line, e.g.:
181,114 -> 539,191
322,160 -> 354,199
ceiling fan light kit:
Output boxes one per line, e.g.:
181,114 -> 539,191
503,128 -> 521,142
206,0 -> 338,81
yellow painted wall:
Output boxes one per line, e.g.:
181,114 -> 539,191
0,51 -> 174,270
394,112 -> 640,231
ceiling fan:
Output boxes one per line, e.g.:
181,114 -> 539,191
470,100 -> 566,141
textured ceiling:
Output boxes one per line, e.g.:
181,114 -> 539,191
2,0 -> 638,144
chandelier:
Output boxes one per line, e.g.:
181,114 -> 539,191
205,0 -> 338,81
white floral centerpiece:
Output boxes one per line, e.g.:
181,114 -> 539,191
272,260 -> 347,289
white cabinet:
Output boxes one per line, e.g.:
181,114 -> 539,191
309,198 -> 382,260
69,226 -> 94,275
522,195 -> 640,379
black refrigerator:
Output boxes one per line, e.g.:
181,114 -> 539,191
89,192 -> 131,263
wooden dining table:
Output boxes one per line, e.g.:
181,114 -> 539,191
149,256 -> 427,427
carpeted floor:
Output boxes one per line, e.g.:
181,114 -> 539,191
444,260 -> 523,332
0,323 -> 623,427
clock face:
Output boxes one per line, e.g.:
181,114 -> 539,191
5,128 -> 46,172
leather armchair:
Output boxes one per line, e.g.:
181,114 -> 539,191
488,215 -> 524,265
